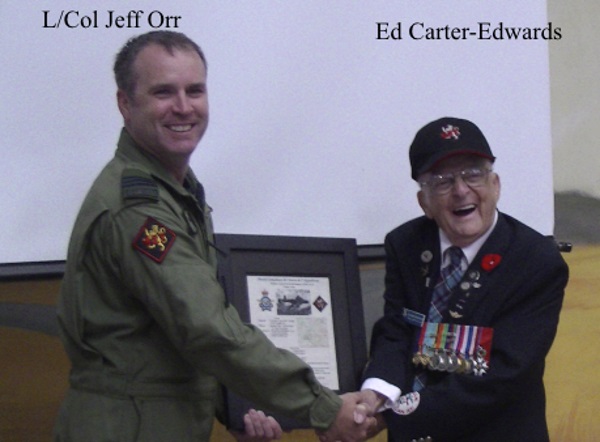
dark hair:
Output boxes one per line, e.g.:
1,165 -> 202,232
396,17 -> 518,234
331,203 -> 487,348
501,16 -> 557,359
114,31 -> 207,97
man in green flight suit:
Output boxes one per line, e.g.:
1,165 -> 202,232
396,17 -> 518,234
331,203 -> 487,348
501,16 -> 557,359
53,30 -> 373,441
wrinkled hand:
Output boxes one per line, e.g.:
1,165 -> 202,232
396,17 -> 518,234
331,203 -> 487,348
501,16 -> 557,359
316,391 -> 379,442
229,408 -> 283,442
351,389 -> 383,424
350,390 -> 387,440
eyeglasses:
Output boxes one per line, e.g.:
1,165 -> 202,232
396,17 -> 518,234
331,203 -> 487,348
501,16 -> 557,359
420,167 -> 492,195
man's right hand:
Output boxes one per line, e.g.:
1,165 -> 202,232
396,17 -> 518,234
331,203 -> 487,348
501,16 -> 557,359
316,391 -> 379,442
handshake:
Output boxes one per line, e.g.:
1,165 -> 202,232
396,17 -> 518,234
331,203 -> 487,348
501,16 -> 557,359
232,390 -> 386,442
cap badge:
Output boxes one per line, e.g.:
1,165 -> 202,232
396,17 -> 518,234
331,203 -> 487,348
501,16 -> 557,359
441,124 -> 461,140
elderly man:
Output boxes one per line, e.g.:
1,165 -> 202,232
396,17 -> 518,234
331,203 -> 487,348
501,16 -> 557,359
359,117 -> 568,441
54,30 -> 372,442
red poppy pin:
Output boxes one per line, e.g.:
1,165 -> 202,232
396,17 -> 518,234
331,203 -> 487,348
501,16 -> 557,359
481,254 -> 502,272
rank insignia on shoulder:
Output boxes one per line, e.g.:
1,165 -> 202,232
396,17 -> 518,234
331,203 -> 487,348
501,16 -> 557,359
132,217 -> 176,263
121,170 -> 159,201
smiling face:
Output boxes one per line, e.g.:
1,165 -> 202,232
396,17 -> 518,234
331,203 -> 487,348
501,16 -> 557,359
117,43 -> 209,181
417,154 -> 500,248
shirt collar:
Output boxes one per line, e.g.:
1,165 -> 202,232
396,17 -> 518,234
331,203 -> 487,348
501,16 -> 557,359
438,210 -> 498,266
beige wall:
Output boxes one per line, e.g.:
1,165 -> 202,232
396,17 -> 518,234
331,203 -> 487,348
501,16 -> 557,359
549,1 -> 600,197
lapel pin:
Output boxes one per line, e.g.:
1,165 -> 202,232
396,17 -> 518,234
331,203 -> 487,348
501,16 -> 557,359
421,250 -> 433,263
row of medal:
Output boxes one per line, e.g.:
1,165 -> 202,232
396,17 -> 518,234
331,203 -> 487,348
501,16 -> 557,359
412,346 -> 488,376
412,322 -> 494,377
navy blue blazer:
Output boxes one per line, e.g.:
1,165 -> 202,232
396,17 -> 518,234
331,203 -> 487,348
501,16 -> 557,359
364,212 -> 568,442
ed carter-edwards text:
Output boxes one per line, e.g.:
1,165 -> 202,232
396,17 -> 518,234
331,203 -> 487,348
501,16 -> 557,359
377,21 -> 562,40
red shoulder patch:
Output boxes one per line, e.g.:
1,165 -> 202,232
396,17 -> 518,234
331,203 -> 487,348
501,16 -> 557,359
132,217 -> 176,263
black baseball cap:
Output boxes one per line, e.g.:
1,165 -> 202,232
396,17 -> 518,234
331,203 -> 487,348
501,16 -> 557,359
409,117 -> 495,181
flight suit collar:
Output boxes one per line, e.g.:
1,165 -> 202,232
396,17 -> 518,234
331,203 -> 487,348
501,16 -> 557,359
116,128 -> 202,202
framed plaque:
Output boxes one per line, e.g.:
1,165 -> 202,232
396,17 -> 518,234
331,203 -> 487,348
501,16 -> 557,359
215,233 -> 367,431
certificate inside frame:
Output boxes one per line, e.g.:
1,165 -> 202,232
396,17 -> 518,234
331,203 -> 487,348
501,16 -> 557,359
215,233 -> 367,431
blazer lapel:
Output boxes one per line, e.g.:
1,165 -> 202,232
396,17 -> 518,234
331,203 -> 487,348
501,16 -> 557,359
416,225 -> 443,314
444,214 -> 511,322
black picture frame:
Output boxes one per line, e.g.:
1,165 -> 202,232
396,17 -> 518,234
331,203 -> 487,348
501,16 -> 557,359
214,233 -> 367,431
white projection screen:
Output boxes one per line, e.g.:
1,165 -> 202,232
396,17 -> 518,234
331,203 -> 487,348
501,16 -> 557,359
1,1 -> 555,271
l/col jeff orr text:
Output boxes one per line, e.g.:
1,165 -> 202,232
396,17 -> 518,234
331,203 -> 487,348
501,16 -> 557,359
42,10 -> 182,29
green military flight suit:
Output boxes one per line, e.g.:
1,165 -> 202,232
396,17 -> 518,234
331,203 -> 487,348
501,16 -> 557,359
54,129 -> 342,441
